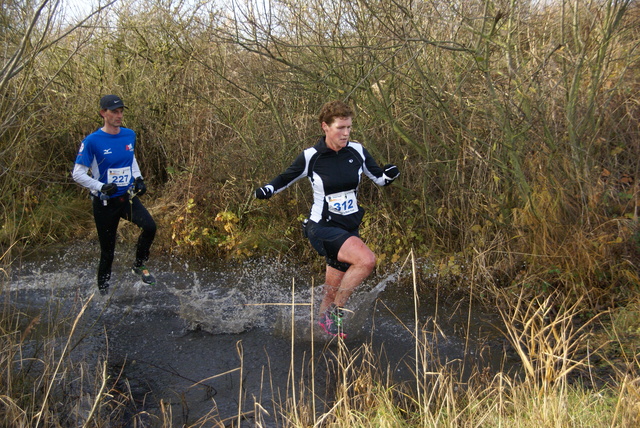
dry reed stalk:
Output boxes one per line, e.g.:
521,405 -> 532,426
82,359 -> 107,427
310,277 -> 316,425
289,277 -> 298,423
496,287 -> 603,402
33,294 -> 94,427
236,340 -> 244,427
188,367 -> 241,389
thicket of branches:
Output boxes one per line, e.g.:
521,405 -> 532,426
1,0 -> 639,303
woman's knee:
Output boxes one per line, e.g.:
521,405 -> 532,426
360,249 -> 376,271
340,238 -> 376,269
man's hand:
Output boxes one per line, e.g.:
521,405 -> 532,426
134,177 -> 147,196
101,183 -> 118,196
255,185 -> 274,199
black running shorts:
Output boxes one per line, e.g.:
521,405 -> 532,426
304,220 -> 358,272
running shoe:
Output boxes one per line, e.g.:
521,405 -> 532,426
98,282 -> 110,296
131,265 -> 156,285
319,304 -> 346,339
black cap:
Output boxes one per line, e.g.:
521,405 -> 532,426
99,95 -> 125,110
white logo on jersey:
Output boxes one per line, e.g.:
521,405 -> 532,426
103,148 -> 112,155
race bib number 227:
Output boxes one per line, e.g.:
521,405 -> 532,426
107,167 -> 132,187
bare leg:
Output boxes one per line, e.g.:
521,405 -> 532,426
318,266 -> 345,315
333,236 -> 376,307
318,236 -> 376,315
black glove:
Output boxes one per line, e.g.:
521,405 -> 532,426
134,177 -> 147,196
255,185 -> 274,199
383,164 -> 400,185
101,183 -> 118,196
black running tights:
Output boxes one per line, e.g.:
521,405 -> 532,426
92,196 -> 156,287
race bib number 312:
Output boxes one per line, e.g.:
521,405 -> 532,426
326,191 -> 358,215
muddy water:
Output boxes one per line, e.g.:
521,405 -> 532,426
7,242 -> 514,427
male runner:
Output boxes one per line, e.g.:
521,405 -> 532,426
72,94 -> 157,295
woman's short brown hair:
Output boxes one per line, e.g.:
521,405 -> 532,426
318,100 -> 353,126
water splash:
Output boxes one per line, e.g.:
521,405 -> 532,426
272,273 -> 398,341
176,287 -> 264,334
170,265 -> 398,340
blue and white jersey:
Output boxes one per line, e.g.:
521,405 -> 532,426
75,128 -> 137,198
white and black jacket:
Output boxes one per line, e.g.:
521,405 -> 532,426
267,137 -> 389,231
